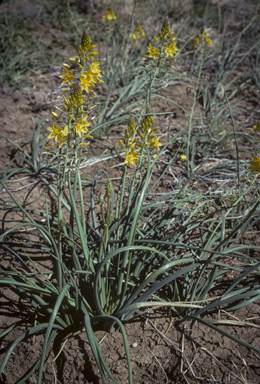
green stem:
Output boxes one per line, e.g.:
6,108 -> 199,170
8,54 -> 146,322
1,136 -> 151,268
98,1 -> 137,126
57,121 -> 72,288
186,46 -> 205,176
118,165 -> 127,221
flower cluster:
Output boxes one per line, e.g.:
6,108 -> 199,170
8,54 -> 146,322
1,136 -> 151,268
142,18 -> 178,62
102,9 -> 116,22
129,24 -> 146,42
119,115 -> 139,167
194,28 -> 212,47
136,107 -> 162,153
119,108 -> 162,167
47,30 -> 103,149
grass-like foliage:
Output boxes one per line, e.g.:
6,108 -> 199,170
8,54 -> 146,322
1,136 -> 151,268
1,2 -> 260,383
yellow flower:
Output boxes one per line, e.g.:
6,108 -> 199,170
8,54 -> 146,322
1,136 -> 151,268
128,139 -> 137,149
149,136 -> 162,150
59,68 -> 75,85
194,29 -> 212,47
146,44 -> 160,59
89,60 -> 103,81
80,72 -> 95,93
129,24 -> 146,41
80,60 -> 103,92
250,121 -> 260,132
47,123 -> 64,142
102,9 -> 116,22
204,35 -> 212,45
58,126 -> 69,148
180,154 -> 187,162
193,37 -> 199,46
124,149 -> 139,167
249,154 -> 260,173
165,41 -> 178,58
75,115 -> 90,137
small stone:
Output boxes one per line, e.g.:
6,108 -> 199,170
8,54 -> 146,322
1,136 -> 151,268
132,342 -> 138,348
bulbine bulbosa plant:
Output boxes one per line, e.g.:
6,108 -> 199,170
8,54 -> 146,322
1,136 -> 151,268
1,14 -> 260,384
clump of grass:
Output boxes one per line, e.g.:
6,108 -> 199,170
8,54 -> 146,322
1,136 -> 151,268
1,3 -> 260,384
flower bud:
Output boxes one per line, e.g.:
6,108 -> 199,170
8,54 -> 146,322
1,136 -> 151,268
106,180 -> 113,197
89,52 -> 99,58
161,17 -> 170,37
51,111 -> 59,119
81,30 -> 91,49
105,211 -> 114,226
70,84 -> 82,103
99,193 -> 104,206
128,114 -> 135,132
59,218 -> 66,229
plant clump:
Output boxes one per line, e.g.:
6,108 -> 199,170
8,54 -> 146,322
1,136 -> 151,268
1,5 -> 260,384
